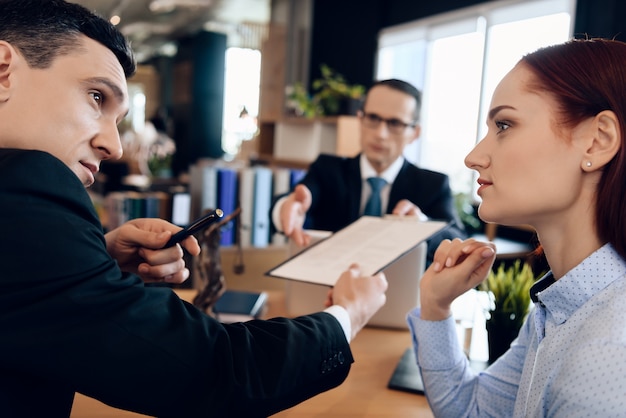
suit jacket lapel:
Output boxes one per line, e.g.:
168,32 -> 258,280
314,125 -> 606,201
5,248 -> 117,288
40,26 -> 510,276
388,159 -> 412,213
346,155 -> 362,221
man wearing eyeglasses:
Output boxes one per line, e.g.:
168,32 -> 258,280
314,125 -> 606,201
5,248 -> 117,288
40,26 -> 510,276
271,79 -> 466,263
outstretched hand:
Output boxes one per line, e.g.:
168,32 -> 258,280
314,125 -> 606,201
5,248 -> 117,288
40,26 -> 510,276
419,238 -> 496,321
105,218 -> 201,284
280,184 -> 313,246
392,199 -> 426,218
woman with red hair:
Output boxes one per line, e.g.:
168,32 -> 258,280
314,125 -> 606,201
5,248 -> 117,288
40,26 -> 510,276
409,38 -> 626,417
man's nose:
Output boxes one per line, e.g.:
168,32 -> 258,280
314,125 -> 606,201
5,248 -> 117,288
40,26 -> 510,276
93,124 -> 123,161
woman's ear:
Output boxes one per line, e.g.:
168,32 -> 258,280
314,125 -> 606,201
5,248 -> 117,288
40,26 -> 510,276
581,110 -> 621,171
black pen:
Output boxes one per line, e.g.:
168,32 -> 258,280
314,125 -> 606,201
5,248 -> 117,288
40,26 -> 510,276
163,208 -> 224,248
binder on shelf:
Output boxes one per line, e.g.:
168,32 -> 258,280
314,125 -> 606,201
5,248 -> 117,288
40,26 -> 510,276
214,289 -> 268,323
217,168 -> 238,246
144,191 -> 170,219
171,192 -> 191,226
105,191 -> 129,230
104,191 -> 173,230
290,168 -> 307,188
251,166 -> 273,247
271,167 -> 292,245
189,162 -> 218,221
238,167 -> 255,248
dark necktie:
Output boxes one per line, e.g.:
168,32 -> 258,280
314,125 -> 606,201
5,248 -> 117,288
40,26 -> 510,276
363,177 -> 387,216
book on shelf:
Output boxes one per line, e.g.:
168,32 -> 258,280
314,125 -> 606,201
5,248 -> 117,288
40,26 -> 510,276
290,168 -> 306,187
217,167 -> 239,246
271,167 -> 291,245
189,161 -> 218,221
213,289 -> 268,323
251,166 -> 273,247
171,192 -> 191,226
238,167 -> 255,248
104,190 -> 172,230
187,159 -> 310,248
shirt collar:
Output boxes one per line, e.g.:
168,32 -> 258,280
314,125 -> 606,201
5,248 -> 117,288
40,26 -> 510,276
359,153 -> 404,184
531,243 -> 626,325
530,272 -> 555,304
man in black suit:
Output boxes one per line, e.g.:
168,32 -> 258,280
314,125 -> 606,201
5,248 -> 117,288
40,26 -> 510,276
0,1 -> 388,417
272,79 -> 466,262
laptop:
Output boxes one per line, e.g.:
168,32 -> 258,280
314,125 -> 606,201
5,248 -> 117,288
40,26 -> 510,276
285,230 -> 426,329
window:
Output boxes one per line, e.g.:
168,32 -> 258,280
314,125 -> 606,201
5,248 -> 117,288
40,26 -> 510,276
376,0 -> 575,195
222,47 -> 262,158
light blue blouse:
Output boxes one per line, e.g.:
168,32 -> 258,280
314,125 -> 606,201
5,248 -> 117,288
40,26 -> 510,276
407,244 -> 626,417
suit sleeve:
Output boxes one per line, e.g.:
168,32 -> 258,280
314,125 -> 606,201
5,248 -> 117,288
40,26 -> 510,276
392,167 -> 466,263
268,154 -> 330,234
421,173 -> 467,260
0,150 -> 353,418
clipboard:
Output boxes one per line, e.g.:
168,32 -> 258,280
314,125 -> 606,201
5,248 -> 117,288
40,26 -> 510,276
265,216 -> 448,286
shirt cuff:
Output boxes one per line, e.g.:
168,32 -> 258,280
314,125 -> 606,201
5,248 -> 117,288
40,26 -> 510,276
407,307 -> 465,369
324,305 -> 352,342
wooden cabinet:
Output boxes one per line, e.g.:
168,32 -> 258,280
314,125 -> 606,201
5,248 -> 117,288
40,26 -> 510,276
257,116 -> 360,167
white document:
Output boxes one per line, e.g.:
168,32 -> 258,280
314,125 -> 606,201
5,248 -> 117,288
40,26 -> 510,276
266,216 -> 448,286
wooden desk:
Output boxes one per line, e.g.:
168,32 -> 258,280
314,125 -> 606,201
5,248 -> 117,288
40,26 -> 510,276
71,290 -> 433,417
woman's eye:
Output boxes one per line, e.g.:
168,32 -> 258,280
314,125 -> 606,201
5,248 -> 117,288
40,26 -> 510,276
495,120 -> 511,132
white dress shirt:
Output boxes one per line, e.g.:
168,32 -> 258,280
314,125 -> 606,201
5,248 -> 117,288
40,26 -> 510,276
358,154 -> 404,215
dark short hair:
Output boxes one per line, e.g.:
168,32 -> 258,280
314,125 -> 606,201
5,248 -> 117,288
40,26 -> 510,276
0,0 -> 136,77
366,79 -> 422,121
521,38 -> 626,259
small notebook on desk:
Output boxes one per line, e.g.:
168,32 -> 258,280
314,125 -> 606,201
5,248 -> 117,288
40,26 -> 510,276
388,348 -> 489,395
388,347 -> 425,395
214,290 -> 267,323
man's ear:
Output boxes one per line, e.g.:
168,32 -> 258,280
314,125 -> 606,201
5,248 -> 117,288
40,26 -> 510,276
407,124 -> 421,144
0,41 -> 15,101
581,110 -> 621,171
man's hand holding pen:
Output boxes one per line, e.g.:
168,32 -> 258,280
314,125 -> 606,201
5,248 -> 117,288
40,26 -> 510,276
105,218 -> 201,284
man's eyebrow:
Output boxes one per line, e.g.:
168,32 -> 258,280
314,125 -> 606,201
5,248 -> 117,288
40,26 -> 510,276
488,105 -> 515,121
86,77 -> 127,103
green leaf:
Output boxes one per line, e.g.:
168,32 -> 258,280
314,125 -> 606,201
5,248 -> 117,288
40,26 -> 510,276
480,259 -> 542,328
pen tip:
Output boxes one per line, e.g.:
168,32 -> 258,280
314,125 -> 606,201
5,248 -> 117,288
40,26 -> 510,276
216,208 -> 224,217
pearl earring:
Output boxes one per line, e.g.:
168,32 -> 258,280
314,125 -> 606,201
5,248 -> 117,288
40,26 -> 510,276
586,161 -> 592,167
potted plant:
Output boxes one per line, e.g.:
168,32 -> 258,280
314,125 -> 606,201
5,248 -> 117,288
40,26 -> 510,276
285,82 -> 322,118
311,64 -> 365,116
285,65 -> 365,118
480,259 -> 540,363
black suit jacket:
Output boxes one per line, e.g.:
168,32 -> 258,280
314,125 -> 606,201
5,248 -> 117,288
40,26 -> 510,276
273,154 -> 466,261
0,149 -> 352,418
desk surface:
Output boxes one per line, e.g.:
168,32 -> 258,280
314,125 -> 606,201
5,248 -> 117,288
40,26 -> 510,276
70,289 -> 433,417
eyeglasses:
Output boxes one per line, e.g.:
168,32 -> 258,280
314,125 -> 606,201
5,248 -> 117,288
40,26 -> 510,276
359,112 -> 417,134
